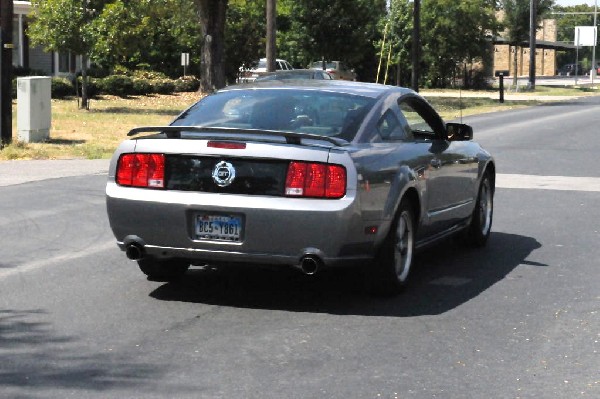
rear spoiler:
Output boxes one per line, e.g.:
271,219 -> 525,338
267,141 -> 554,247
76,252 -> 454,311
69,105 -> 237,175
127,126 -> 349,147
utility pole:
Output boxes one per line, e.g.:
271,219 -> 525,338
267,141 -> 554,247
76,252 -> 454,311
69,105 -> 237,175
529,0 -> 537,90
266,0 -> 276,72
593,0 -> 598,86
411,0 -> 420,92
0,0 -> 14,147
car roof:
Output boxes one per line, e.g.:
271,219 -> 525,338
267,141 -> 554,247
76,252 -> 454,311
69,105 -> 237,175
222,80 -> 414,99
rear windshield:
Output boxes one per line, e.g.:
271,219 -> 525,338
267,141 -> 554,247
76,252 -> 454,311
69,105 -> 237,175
171,89 -> 376,140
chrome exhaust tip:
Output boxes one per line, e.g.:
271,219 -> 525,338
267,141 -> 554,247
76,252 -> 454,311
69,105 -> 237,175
299,255 -> 322,276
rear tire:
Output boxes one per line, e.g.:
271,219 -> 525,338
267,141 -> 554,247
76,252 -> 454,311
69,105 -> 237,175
137,258 -> 190,282
368,199 -> 416,296
465,172 -> 494,247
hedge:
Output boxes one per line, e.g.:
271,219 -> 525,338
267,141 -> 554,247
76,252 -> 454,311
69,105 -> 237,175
11,73 -> 200,99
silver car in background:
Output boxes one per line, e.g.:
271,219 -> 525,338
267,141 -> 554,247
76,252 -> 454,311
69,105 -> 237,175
106,81 -> 495,295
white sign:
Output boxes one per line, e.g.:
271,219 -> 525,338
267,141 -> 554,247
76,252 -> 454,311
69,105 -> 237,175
575,26 -> 597,47
181,53 -> 190,66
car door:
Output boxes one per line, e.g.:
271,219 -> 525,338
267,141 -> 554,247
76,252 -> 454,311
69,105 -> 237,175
397,96 -> 476,235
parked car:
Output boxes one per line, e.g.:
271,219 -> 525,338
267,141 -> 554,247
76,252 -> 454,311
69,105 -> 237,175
557,63 -> 583,76
255,69 -> 333,81
238,58 -> 294,83
310,61 -> 357,80
106,80 -> 495,295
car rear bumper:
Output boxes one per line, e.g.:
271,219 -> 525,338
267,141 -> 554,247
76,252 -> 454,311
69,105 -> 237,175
106,183 -> 376,269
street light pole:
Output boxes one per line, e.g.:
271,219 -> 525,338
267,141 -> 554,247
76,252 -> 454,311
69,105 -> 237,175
411,0 -> 420,92
529,0 -> 536,90
0,0 -> 14,147
592,0 -> 597,86
266,0 -> 276,72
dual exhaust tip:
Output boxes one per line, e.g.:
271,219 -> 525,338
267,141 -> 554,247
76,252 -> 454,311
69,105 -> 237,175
125,242 -> 323,276
299,254 -> 322,276
125,243 -> 145,261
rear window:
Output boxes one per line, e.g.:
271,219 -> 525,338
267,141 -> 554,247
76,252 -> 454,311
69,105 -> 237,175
172,89 -> 375,141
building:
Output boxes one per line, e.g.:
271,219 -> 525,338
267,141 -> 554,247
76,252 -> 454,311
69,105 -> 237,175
492,15 -> 575,77
11,1 -> 82,76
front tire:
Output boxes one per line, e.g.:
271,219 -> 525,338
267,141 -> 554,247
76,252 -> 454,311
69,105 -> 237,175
368,199 -> 416,296
137,258 -> 190,282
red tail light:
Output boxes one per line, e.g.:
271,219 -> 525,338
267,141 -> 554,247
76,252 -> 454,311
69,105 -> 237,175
285,161 -> 346,199
116,153 -> 165,188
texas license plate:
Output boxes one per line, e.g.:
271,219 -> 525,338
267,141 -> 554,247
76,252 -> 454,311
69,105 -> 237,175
195,214 -> 243,241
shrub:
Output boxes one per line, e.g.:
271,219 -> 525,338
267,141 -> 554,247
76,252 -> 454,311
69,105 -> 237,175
151,79 -> 176,95
51,77 -> 75,98
112,65 -> 130,76
133,70 -> 170,80
132,78 -> 153,95
100,75 -> 135,96
174,76 -> 200,92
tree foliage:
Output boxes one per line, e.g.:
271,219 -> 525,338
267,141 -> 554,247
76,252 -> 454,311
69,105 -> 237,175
224,0 -> 266,83
553,4 -> 597,69
27,0 -> 558,93
422,0 -> 500,88
90,0 -> 201,77
28,0 -> 95,55
375,0 -> 413,86
290,0 -> 387,81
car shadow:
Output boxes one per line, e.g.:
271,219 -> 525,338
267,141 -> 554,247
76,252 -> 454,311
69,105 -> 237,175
149,232 -> 544,317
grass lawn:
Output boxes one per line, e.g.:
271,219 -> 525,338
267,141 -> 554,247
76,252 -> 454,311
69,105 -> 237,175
0,86 -> 595,161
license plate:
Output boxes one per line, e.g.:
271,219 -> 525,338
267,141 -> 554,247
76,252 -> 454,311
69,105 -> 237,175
195,214 -> 243,242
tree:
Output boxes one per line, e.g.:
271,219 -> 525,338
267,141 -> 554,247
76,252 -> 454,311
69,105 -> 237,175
28,0 -> 99,108
91,0 -> 201,77
500,0 -> 554,86
194,0 -> 228,91
376,0 -> 413,86
290,0 -> 387,81
554,4 -> 597,69
421,0 -> 500,88
225,0 -> 266,83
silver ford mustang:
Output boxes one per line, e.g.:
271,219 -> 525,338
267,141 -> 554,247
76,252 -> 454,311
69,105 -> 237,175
106,80 -> 495,294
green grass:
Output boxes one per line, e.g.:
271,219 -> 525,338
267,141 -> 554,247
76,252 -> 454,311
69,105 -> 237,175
0,87 -> 594,160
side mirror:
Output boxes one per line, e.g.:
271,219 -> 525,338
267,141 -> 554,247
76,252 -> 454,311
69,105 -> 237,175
446,122 -> 473,141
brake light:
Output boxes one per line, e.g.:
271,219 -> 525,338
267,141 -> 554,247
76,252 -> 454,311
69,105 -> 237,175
285,161 -> 346,198
208,141 -> 247,149
116,153 -> 165,188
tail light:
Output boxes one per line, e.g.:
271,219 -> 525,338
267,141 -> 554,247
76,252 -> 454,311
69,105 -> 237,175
285,161 -> 346,199
116,153 -> 165,188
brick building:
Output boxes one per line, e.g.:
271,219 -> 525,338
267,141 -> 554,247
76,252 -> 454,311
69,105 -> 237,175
492,16 -> 575,77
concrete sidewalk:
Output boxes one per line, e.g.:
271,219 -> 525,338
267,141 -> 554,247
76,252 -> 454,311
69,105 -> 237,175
422,91 -> 584,102
0,159 -> 110,187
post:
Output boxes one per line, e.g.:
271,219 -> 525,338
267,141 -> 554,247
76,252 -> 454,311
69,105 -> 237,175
495,70 -> 509,103
266,0 -> 276,72
0,0 -> 14,147
529,0 -> 536,90
411,0 -> 420,92
592,0 -> 598,86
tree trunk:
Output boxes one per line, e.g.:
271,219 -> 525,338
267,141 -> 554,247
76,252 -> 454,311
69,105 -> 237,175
195,0 -> 228,92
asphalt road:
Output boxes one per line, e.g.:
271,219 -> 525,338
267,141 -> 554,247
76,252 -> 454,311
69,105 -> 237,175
1,97 -> 599,398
